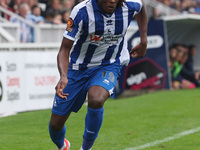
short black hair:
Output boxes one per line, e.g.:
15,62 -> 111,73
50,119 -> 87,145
188,44 -> 196,50
31,4 -> 40,11
117,0 -> 126,7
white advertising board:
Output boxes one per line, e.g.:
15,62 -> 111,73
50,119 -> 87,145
0,51 -> 59,116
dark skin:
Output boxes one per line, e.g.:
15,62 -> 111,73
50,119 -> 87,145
97,0 -> 120,15
130,0 -> 147,58
50,36 -> 110,131
49,0 -> 147,131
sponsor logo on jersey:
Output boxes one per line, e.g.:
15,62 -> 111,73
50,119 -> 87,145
90,34 -> 102,42
90,34 -> 123,46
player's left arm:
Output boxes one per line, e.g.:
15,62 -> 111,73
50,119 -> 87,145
130,0 -> 148,58
56,38 -> 74,99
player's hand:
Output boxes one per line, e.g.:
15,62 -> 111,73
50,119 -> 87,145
195,71 -> 200,81
55,76 -> 69,99
130,42 -> 147,58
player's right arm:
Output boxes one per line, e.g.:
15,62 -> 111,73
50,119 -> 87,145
56,38 -> 74,99
56,3 -> 84,99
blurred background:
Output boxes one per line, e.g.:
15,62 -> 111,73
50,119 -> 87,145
0,0 -> 200,116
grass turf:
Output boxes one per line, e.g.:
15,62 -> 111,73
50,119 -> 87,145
0,89 -> 199,150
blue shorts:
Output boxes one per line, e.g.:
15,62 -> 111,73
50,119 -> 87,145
52,63 -> 122,116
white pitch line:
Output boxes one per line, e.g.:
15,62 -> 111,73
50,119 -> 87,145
125,126 -> 200,150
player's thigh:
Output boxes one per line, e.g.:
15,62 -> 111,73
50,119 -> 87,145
87,65 -> 121,108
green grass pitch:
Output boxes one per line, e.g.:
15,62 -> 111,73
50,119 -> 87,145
0,89 -> 200,150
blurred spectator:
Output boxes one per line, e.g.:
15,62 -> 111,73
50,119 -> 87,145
0,0 -> 10,9
169,43 -> 179,68
176,45 -> 188,64
62,9 -> 70,24
63,0 -> 75,11
170,44 -> 196,89
44,0 -> 62,23
44,8 -> 54,23
52,12 -> 62,24
51,0 -> 62,10
153,0 -> 200,19
21,0 -> 28,3
37,0 -> 48,17
10,3 -> 34,42
27,0 -> 38,9
153,0 -> 172,19
45,0 -> 62,14
3,0 -> 200,23
28,4 -> 44,24
184,45 -> 196,72
0,0 -> 11,19
171,0 -> 182,12
45,10 -> 62,24
9,0 -> 21,13
180,45 -> 200,87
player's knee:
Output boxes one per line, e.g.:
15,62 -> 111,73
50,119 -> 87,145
49,120 -> 64,131
88,86 -> 109,109
88,95 -> 105,109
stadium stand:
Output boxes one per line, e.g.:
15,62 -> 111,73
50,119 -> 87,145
0,0 -> 194,43
0,0 -> 200,116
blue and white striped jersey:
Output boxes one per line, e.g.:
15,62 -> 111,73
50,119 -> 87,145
63,0 -> 143,70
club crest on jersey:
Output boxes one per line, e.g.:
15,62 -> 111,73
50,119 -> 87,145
66,18 -> 74,32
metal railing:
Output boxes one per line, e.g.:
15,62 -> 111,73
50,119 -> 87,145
0,42 -> 60,51
0,6 -> 35,27
0,1 -> 181,43
0,6 -> 67,43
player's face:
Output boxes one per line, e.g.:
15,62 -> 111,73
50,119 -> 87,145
97,0 -> 120,14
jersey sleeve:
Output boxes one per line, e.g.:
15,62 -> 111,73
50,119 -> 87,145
63,6 -> 84,41
126,0 -> 143,14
